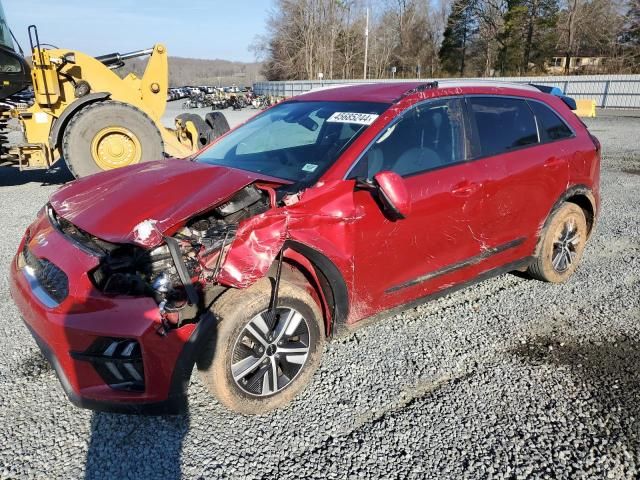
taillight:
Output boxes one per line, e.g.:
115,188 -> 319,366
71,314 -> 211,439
589,133 -> 601,153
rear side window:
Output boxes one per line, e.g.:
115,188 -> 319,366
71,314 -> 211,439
528,101 -> 573,142
468,97 -> 538,157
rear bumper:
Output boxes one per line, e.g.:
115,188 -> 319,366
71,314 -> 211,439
9,213 -> 214,415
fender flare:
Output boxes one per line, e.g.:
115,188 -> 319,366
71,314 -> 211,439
548,184 -> 596,228
49,92 -> 111,148
285,240 -> 350,337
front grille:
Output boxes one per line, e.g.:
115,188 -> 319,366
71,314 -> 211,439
23,245 -> 69,304
72,338 -> 145,392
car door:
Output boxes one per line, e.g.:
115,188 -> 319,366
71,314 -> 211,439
463,96 -> 570,254
347,97 -> 488,317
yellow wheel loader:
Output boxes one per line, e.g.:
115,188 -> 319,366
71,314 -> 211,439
0,18 -> 229,178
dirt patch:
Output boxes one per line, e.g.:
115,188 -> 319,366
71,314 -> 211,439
17,351 -> 52,379
510,333 -> 640,454
622,168 -> 640,176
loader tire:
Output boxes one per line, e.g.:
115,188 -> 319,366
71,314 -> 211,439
62,101 -> 163,178
205,112 -> 230,141
175,113 -> 210,149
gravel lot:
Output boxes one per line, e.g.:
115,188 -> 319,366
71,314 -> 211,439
0,109 -> 638,479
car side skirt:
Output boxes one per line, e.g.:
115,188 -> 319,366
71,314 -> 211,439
336,257 -> 533,337
385,237 -> 526,294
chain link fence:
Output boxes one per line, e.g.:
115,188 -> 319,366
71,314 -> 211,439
254,74 -> 640,109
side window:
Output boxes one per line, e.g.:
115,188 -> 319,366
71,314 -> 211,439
350,98 -> 466,179
528,101 -> 573,142
468,97 -> 538,157
0,49 -> 22,73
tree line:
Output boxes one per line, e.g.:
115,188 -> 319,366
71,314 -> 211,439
254,0 -> 640,80
120,57 -> 263,87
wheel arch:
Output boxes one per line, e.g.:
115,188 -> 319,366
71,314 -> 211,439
49,92 -> 111,149
552,185 -> 597,237
281,240 -> 350,338
535,184 -> 597,255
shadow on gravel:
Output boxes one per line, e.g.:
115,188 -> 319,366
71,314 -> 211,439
0,162 -> 73,187
511,334 -> 640,453
85,412 -> 189,480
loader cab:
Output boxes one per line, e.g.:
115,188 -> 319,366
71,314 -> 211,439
0,2 -> 31,99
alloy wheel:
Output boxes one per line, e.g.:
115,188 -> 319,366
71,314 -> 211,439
231,307 -> 310,397
552,219 -> 581,273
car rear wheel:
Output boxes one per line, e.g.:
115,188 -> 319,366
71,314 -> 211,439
528,202 -> 588,283
197,278 -> 324,414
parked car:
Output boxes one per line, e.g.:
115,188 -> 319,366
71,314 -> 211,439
10,81 -> 600,415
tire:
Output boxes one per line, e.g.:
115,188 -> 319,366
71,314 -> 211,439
175,113 -> 211,149
197,278 -> 325,414
528,202 -> 588,283
62,101 -> 163,178
204,111 -> 230,141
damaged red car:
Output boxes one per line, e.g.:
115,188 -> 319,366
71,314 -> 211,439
10,81 -> 600,414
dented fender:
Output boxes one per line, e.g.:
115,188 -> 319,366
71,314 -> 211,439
215,180 -> 360,295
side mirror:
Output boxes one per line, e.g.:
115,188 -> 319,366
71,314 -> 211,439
373,171 -> 411,219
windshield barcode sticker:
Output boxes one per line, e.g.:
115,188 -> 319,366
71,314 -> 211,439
327,112 -> 379,125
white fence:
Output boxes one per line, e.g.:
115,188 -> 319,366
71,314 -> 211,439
253,74 -> 640,109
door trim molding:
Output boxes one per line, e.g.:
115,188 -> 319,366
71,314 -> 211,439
385,237 -> 526,294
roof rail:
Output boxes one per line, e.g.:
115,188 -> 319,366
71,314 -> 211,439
529,83 -> 577,111
393,81 -> 439,102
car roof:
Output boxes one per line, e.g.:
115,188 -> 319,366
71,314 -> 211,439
296,80 -> 541,103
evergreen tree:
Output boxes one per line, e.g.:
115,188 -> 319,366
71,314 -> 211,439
439,0 -> 478,76
498,0 -> 559,75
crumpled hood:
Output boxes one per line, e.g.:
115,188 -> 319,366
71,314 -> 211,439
50,159 -> 281,246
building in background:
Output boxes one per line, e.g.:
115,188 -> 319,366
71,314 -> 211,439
548,52 -> 609,74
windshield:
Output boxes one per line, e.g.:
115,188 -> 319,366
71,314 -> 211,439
196,100 -> 389,185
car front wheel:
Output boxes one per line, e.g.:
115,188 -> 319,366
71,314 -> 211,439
197,278 -> 324,414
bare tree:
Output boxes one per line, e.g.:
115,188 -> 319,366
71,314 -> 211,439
256,0 -> 630,80
557,0 -> 623,74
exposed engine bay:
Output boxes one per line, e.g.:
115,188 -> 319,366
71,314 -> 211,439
83,185 -> 272,331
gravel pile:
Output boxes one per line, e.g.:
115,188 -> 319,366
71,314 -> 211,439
0,112 -> 638,479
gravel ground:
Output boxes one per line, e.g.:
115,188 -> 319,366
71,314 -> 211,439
0,110 -> 638,479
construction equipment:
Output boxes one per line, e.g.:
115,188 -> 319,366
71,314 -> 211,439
0,7 -> 229,177
0,4 -> 30,99
0,2 -> 31,160
575,99 -> 597,118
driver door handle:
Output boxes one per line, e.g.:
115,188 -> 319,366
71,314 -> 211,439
451,181 -> 480,197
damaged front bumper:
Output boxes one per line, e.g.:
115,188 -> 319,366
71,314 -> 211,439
9,212 -> 212,414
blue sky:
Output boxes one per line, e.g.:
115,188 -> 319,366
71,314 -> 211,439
4,0 -> 273,62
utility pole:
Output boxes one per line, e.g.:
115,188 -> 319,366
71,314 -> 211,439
363,7 -> 369,79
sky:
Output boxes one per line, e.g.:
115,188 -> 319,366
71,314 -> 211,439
3,0 -> 274,62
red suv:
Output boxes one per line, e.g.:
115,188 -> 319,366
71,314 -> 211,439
10,81 -> 600,414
